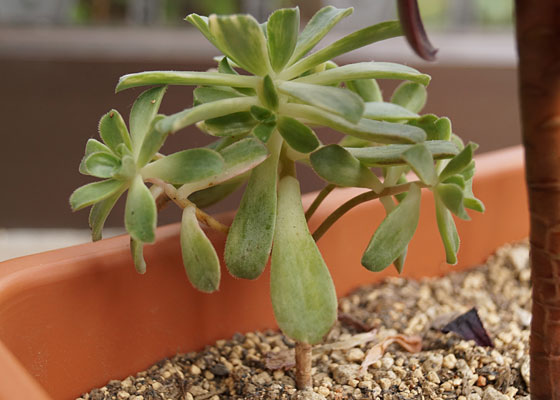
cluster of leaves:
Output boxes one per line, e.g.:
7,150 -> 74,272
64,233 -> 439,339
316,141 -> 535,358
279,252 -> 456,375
71,6 -> 483,346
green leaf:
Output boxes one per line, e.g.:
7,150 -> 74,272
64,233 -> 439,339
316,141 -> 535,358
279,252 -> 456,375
116,71 -> 258,92
259,75 -> 279,110
271,175 -> 337,344
361,183 -> 421,271
347,140 -> 458,166
89,186 -> 126,241
136,115 -> 166,168
277,116 -> 320,153
218,56 -> 238,75
267,7 -> 299,72
439,142 -> 477,182
363,102 -> 420,121
141,148 -> 224,185
84,152 -> 121,179
283,21 -> 403,80
401,143 -> 437,186
130,238 -> 146,274
462,178 -> 485,212
178,137 -> 269,196
436,183 -> 470,220
180,205 -> 221,293
130,86 -> 167,156
225,134 -> 281,279
346,79 -> 383,102
252,121 -> 276,143
310,144 -> 382,191
157,97 -> 258,135
278,81 -> 364,123
125,175 -> 157,243
435,196 -> 459,264
202,112 -> 257,137
391,82 -> 428,113
193,86 -> 241,105
250,105 -> 274,121
70,179 -> 125,211
282,103 -> 426,144
294,62 -> 431,87
288,6 -> 353,65
98,109 -> 131,153
209,14 -> 271,76
460,161 -> 476,181
407,115 -> 452,141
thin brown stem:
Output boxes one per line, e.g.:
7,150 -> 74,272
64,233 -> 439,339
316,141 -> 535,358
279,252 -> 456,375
147,178 -> 229,234
305,184 -> 336,221
312,181 -> 427,242
295,342 -> 312,390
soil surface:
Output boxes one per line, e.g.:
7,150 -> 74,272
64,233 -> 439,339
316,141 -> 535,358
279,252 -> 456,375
78,242 -> 531,400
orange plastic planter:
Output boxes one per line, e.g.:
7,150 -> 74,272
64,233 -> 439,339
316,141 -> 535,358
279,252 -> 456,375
0,146 -> 528,400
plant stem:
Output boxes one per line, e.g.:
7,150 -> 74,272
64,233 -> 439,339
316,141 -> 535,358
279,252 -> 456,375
295,342 -> 312,390
312,181 -> 427,242
305,184 -> 336,221
147,178 -> 229,234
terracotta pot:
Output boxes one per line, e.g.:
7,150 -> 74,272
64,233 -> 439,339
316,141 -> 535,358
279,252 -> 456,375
0,146 -> 528,400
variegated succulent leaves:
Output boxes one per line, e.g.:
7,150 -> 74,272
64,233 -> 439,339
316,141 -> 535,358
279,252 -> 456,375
70,6 -> 483,346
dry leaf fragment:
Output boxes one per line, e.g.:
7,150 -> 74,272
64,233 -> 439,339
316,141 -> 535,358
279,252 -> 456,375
265,330 -> 377,370
360,334 -> 422,375
338,312 -> 373,332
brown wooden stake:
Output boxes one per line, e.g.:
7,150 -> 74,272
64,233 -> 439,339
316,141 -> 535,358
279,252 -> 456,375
515,1 -> 560,398
295,342 -> 312,390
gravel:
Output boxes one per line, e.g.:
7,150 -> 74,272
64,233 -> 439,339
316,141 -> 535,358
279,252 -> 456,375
78,241 -> 531,400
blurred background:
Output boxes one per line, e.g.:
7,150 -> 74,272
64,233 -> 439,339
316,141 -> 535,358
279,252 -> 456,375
0,0 -> 518,259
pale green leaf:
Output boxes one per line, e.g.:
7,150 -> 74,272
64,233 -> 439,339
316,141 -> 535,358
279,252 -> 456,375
259,75 -> 279,110
84,152 -> 121,179
281,103 -> 426,144
98,109 -> 131,153
463,178 -> 485,213
346,79 -> 383,102
267,7 -> 300,72
347,140 -> 458,166
209,14 -> 271,76
363,102 -> 420,121
250,105 -> 274,122
130,86 -> 167,156
391,82 -> 428,113
401,143 -> 437,186
201,112 -> 257,137
130,238 -> 146,274
180,205 -> 221,293
282,22 -> 403,80
435,196 -> 459,264
225,134 -> 281,279
271,175 -> 337,344
362,183 -> 421,271
136,115 -> 166,168
185,14 -> 221,50
125,175 -> 157,243
294,62 -> 430,87
156,97 -> 258,135
436,183 -> 470,220
89,186 -> 126,241
70,179 -> 125,211
277,116 -> 320,153
439,143 -> 478,182
408,115 -> 452,141
278,81 -> 364,123
188,174 -> 247,209
310,144 -> 382,191
288,6 -> 353,65
79,139 -> 112,175
141,148 -> 224,185
113,155 -> 136,181
116,71 -> 259,92
178,137 -> 269,196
